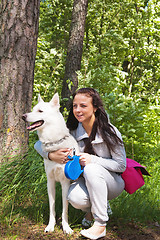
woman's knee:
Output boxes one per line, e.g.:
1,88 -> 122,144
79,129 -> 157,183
67,190 -> 81,209
67,178 -> 90,210
83,163 -> 103,181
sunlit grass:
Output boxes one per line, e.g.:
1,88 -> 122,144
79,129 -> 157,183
0,144 -> 159,231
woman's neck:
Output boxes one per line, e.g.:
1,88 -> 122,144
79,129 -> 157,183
82,116 -> 95,136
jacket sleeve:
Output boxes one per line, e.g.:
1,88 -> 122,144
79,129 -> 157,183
91,144 -> 126,173
90,128 -> 126,173
34,140 -> 49,160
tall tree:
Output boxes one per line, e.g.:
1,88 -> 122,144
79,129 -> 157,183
0,0 -> 40,160
61,0 -> 88,110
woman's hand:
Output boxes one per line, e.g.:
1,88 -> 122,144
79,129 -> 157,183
48,148 -> 71,164
78,153 -> 91,166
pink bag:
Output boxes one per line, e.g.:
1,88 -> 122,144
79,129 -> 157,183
121,158 -> 150,194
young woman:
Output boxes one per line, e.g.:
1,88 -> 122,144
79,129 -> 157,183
35,88 -> 126,239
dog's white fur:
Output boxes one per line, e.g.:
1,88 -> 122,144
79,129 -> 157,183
23,93 -> 79,234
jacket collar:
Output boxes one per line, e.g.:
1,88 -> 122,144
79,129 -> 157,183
75,123 -> 103,144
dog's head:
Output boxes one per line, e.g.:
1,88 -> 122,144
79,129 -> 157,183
22,93 -> 60,132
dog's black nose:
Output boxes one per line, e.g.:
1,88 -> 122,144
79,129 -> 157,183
22,114 -> 27,121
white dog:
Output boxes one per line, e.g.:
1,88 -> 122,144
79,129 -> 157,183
22,93 -> 79,234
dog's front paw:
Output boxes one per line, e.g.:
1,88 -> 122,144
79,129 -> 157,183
45,224 -> 55,233
63,224 -> 73,234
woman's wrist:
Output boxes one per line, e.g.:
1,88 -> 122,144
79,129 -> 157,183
48,152 -> 55,161
48,152 -> 51,161
48,149 -> 70,164
48,152 -> 56,161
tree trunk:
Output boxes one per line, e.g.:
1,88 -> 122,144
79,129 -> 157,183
61,0 -> 88,110
0,0 -> 40,161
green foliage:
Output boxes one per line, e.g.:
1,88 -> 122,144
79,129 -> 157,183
1,0 -> 159,229
80,0 -> 160,96
0,147 -> 48,226
32,0 -> 160,224
39,0 -> 73,50
33,0 -> 73,104
77,0 -> 160,165
102,92 -> 160,163
34,37 -> 64,104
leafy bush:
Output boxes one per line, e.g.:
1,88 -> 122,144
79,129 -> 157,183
1,0 -> 159,229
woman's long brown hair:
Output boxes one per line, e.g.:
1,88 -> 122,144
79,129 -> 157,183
66,88 -> 123,154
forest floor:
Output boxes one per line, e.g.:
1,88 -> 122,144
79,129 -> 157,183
1,217 -> 160,240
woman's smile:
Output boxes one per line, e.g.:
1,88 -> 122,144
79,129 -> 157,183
75,114 -> 83,119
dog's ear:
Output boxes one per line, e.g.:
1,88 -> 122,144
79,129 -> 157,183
38,94 -> 44,103
50,93 -> 60,109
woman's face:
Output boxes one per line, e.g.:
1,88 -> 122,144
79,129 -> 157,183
73,93 -> 97,125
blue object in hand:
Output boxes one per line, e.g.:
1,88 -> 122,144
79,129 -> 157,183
64,155 -> 84,180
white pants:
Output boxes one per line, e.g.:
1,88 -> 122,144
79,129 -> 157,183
67,163 -> 125,226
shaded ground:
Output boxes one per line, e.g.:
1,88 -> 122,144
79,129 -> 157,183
1,218 -> 160,240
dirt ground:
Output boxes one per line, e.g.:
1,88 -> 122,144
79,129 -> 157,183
1,218 -> 160,240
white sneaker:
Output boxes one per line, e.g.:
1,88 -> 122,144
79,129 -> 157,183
82,202 -> 112,228
80,228 -> 106,239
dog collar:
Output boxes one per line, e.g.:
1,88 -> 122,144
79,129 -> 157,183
42,135 -> 70,152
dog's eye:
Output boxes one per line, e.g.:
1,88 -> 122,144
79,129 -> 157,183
38,110 -> 43,113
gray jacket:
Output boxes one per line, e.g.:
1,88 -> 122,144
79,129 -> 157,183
71,123 -> 126,173
34,122 -> 126,173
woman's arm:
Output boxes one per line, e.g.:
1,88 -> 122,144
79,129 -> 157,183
90,126 -> 126,173
34,140 -> 70,164
78,144 -> 126,173
78,128 -> 126,173
91,144 -> 126,173
34,140 -> 49,159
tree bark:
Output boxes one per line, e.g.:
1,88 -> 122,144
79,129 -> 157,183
0,0 -> 40,160
61,0 -> 88,110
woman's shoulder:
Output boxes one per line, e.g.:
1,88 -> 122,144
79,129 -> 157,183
70,123 -> 88,141
110,123 -> 122,139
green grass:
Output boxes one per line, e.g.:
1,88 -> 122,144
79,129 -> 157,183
0,144 -> 159,231
111,158 -> 160,223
